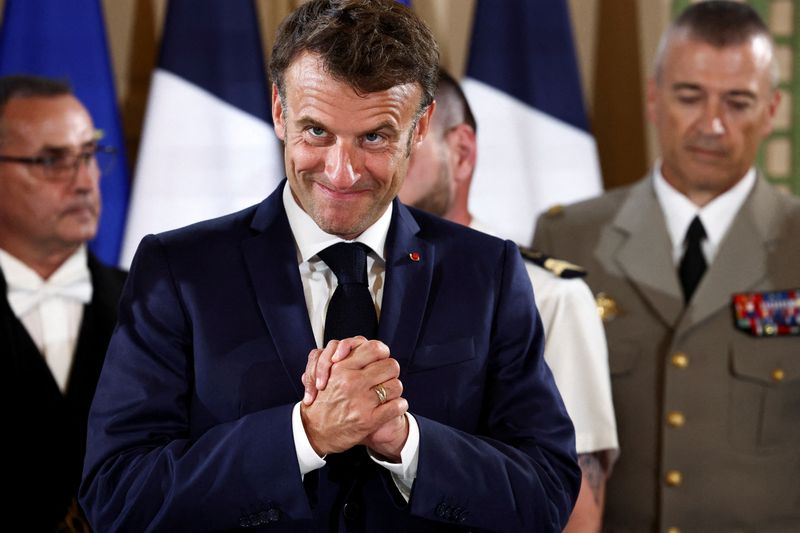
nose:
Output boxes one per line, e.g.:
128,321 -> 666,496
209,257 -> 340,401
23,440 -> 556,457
324,141 -> 361,188
697,99 -> 726,136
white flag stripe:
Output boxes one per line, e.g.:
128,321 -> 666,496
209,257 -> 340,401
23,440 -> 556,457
463,78 -> 602,246
121,70 -> 283,266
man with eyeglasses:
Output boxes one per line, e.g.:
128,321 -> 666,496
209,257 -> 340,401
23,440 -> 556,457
0,74 -> 126,531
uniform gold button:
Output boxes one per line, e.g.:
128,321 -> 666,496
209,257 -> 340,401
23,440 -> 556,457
666,528 -> 681,533
772,368 -> 785,383
671,353 -> 689,369
665,470 -> 682,487
667,411 -> 685,427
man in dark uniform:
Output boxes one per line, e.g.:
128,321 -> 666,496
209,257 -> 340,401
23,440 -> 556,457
0,75 -> 126,531
534,2 -> 799,532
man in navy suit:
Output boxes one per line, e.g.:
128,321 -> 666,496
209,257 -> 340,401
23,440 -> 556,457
80,1 -> 580,531
0,75 -> 126,530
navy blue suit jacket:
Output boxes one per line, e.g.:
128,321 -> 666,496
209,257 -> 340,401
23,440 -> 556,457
80,183 -> 579,532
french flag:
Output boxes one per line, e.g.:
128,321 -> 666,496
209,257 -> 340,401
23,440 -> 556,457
0,0 -> 131,266
121,0 -> 283,267
463,0 -> 602,246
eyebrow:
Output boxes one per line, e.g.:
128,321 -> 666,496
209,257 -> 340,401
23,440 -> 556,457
295,116 -> 401,139
38,138 -> 98,155
671,82 -> 758,100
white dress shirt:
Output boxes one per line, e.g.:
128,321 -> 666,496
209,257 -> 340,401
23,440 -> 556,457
653,162 -> 756,266
282,184 -> 419,501
471,219 -> 619,463
0,245 -> 92,393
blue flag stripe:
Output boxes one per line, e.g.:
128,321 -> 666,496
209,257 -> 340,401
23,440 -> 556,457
159,0 -> 271,123
0,0 -> 130,265
466,0 -> 589,132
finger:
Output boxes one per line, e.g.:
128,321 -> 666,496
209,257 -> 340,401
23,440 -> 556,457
371,397 -> 409,428
370,378 -> 403,406
302,348 -> 323,405
314,340 -> 339,390
331,335 -> 368,363
361,357 -> 401,389
336,339 -> 391,370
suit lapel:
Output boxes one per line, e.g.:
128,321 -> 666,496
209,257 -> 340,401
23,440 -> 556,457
242,185 -> 316,398
608,178 -> 684,328
675,176 -> 779,337
378,201 -> 434,374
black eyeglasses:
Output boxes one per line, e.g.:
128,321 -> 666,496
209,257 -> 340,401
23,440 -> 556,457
0,145 -> 117,183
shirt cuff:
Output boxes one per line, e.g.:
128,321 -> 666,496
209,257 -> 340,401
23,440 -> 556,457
292,402 -> 326,477
367,413 -> 419,502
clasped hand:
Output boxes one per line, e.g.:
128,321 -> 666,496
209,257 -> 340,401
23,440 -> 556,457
299,337 -> 409,462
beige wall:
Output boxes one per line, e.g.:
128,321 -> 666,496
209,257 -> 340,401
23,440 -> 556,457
0,0 -> 679,189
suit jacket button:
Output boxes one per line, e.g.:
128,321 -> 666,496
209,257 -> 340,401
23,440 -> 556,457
266,508 -> 281,523
343,501 -> 361,520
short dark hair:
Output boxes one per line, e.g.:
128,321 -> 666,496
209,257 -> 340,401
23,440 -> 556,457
0,74 -> 73,113
655,1 -> 778,87
434,68 -> 477,135
269,0 -> 439,113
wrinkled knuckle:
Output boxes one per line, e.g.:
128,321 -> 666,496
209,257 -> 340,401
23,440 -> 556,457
365,339 -> 386,354
397,398 -> 409,413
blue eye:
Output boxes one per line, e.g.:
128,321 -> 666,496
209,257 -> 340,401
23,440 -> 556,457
364,133 -> 381,143
309,127 -> 325,137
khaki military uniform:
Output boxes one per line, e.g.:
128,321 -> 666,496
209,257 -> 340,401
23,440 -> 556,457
533,175 -> 800,533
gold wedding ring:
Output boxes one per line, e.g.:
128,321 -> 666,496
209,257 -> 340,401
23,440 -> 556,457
373,384 -> 388,404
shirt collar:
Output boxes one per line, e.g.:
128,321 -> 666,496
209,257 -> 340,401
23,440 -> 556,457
652,161 -> 756,252
282,181 -> 392,263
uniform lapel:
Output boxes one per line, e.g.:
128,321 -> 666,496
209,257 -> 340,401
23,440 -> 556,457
378,201 -> 434,374
242,184 -> 316,398
608,178 -> 684,328
675,176 -> 780,337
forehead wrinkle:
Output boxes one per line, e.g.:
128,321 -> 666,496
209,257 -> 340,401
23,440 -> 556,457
284,54 -> 420,136
292,91 -> 411,136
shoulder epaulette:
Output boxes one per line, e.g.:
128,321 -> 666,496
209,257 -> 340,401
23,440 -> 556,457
544,204 -> 565,218
518,247 -> 587,279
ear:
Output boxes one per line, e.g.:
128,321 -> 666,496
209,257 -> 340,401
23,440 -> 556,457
646,78 -> 658,125
413,101 -> 436,148
271,83 -> 286,141
761,88 -> 782,136
445,123 -> 477,185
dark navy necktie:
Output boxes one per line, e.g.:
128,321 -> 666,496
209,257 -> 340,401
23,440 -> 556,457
678,216 -> 707,303
318,242 -> 378,344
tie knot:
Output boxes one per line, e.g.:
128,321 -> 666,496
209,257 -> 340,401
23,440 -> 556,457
685,216 -> 706,243
318,242 -> 369,286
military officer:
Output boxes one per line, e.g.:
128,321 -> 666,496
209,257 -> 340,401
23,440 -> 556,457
534,2 -> 799,531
